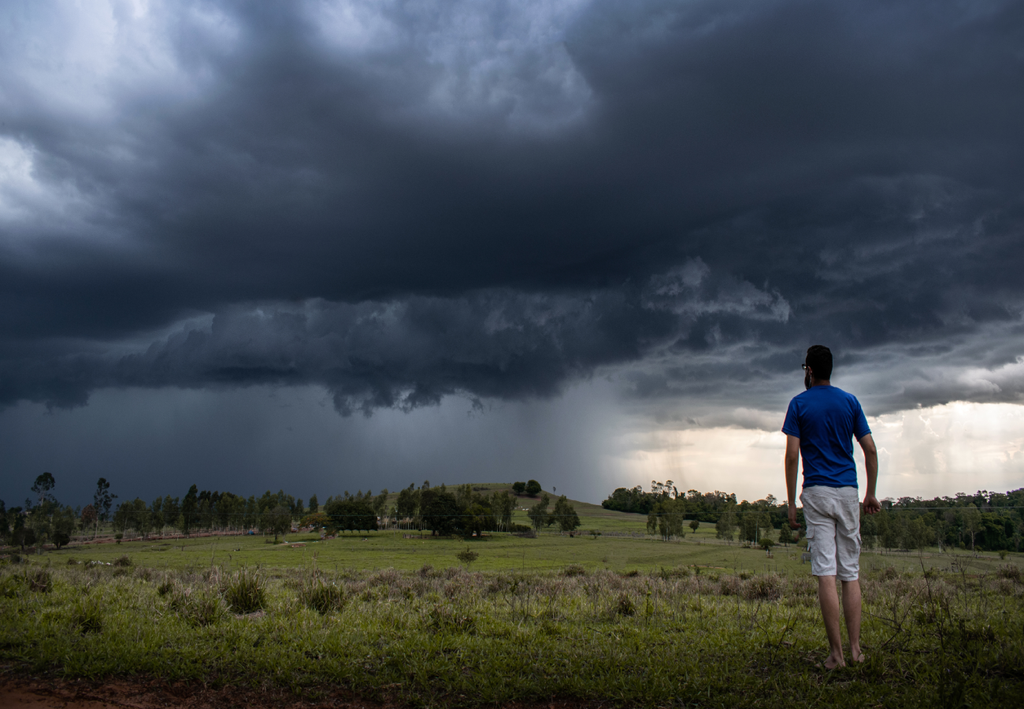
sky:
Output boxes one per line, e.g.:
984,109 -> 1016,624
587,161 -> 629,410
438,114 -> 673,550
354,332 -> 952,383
2,0 -> 1024,510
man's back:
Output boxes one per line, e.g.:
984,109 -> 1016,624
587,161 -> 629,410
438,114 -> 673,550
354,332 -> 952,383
782,385 -> 870,489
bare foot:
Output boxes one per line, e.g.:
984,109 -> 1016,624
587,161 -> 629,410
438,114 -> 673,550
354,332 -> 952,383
823,654 -> 846,670
849,649 -> 867,663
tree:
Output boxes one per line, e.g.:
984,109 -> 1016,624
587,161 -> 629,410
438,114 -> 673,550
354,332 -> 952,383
93,478 -> 117,523
308,494 -> 319,513
301,511 -> 330,530
419,488 -> 460,536
81,504 -> 98,531
32,473 -> 56,506
777,524 -> 793,547
0,499 -> 9,544
657,501 -> 685,541
525,480 -> 542,497
689,519 -> 700,533
552,495 -> 581,533
962,505 -> 982,551
181,484 -> 198,535
512,481 -> 526,495
51,505 -> 77,549
489,490 -> 515,532
463,503 -> 497,537
527,494 -> 551,531
372,489 -> 389,520
396,484 -> 420,525
261,504 -> 292,542
716,505 -> 737,542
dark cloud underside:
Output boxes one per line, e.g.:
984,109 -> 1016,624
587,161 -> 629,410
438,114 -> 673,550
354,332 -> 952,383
1,0 -> 1023,418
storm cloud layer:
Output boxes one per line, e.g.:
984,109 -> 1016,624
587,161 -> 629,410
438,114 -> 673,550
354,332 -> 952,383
3,0 -> 1024,424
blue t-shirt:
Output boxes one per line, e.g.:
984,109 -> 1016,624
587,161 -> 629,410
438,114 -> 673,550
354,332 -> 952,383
782,385 -> 871,489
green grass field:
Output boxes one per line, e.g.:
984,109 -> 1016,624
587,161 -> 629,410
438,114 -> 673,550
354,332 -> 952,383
3,489 -> 1022,707
42,486 -> 1018,578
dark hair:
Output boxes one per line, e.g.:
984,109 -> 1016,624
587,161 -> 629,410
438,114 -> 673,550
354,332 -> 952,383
805,345 -> 833,380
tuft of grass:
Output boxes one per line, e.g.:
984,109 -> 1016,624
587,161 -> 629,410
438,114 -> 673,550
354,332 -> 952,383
167,583 -> 224,627
613,592 -> 636,616
426,602 -> 477,634
70,596 -> 103,634
27,568 -> 52,593
112,555 -> 133,568
562,563 -> 587,577
298,573 -> 346,615
221,566 -> 266,614
743,572 -> 783,601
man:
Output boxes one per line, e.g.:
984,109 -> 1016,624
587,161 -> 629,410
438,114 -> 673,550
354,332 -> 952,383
783,345 -> 880,669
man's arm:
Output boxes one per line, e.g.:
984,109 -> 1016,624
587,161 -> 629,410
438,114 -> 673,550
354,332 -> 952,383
785,434 -> 801,529
858,433 -> 881,514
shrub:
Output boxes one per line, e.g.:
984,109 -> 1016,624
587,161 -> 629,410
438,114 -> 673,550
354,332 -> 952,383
112,555 -> 133,568
743,573 -> 783,601
719,575 -> 742,597
997,564 -> 1022,583
878,565 -> 900,581
299,575 -> 346,614
456,548 -> 479,566
222,567 -> 266,614
66,558 -> 81,566
562,563 -> 587,577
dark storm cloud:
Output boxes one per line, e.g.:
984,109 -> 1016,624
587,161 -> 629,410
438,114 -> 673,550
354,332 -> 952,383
1,0 -> 1023,417
0,261 -> 791,412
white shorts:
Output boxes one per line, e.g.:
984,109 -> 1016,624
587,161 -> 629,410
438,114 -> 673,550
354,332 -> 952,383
801,485 -> 861,581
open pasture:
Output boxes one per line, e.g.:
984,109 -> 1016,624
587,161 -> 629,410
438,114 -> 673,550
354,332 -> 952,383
1,550 -> 1022,708
3,520 -> 1023,708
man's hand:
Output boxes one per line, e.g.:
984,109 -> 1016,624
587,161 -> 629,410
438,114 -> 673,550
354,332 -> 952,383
862,493 -> 881,515
788,503 -> 800,529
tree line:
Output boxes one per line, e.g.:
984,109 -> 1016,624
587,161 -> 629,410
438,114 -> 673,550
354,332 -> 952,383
1,475 -> 582,549
604,480 -> 1024,552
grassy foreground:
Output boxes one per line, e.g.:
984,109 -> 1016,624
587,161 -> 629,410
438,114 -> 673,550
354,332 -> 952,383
1,554 -> 1022,708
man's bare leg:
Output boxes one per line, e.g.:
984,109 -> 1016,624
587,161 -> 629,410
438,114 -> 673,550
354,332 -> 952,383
841,579 -> 865,662
817,575 -> 845,669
